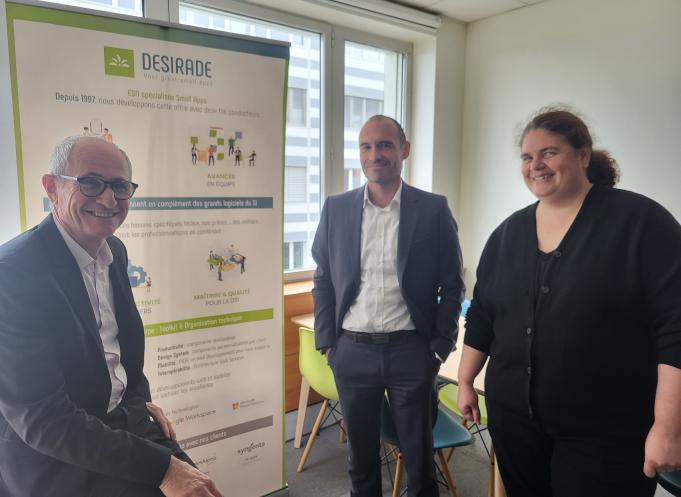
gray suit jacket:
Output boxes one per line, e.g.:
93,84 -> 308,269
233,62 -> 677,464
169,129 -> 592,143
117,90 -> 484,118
311,183 -> 465,361
0,215 -> 170,497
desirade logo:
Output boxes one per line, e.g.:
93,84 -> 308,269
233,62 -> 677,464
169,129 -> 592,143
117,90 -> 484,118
104,46 -> 135,78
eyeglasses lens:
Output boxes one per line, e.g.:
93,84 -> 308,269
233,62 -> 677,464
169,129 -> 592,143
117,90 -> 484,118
79,178 -> 135,199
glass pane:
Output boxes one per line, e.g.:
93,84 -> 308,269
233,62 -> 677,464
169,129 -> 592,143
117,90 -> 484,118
180,3 -> 322,273
287,88 -> 307,126
344,41 -> 406,192
40,0 -> 143,16
283,243 -> 291,271
293,241 -> 304,268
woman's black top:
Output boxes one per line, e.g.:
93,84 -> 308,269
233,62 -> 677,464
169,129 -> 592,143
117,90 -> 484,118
465,185 -> 681,437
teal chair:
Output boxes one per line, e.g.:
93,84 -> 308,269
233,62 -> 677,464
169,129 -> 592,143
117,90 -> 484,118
381,397 -> 473,497
296,327 -> 343,472
659,471 -> 681,496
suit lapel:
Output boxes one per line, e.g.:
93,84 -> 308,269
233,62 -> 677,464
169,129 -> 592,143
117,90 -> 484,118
397,183 -> 418,285
109,243 -> 133,343
38,215 -> 104,357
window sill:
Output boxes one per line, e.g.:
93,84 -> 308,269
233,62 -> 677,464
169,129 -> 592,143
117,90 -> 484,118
284,279 -> 313,296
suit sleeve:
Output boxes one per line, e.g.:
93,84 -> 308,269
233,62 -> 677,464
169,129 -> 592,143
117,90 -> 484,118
0,260 -> 171,486
430,197 -> 465,362
311,198 -> 337,351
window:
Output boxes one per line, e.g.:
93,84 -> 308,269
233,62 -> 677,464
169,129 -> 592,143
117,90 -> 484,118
344,96 -> 384,130
287,88 -> 307,126
343,40 -> 406,192
39,0 -> 143,16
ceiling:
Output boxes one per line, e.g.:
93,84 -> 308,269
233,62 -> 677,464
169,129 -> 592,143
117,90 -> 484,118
390,0 -> 546,23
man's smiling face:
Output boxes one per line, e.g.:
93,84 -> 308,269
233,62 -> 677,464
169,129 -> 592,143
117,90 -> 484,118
44,137 -> 131,256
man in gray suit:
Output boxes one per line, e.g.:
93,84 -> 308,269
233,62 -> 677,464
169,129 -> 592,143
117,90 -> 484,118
311,115 -> 465,497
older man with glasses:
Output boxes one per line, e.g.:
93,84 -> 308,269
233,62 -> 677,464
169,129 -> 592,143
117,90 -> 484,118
0,136 -> 222,497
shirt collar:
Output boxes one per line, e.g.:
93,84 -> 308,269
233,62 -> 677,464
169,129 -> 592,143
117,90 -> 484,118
363,180 -> 403,210
54,217 -> 113,271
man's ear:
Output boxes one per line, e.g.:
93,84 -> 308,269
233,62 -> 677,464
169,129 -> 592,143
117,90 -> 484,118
401,140 -> 411,161
578,147 -> 591,169
42,174 -> 59,204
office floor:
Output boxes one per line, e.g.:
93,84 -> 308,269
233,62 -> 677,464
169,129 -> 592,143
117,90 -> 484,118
284,404 -> 674,497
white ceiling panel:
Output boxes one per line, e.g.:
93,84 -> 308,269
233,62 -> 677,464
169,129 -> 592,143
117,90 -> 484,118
392,0 -> 545,22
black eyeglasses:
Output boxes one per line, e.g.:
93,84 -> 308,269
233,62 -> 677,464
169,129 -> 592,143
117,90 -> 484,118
58,175 -> 138,200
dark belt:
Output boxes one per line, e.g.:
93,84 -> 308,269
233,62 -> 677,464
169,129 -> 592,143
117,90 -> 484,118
342,329 -> 416,344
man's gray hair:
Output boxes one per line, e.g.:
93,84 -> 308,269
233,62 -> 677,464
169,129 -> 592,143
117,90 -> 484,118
48,136 -> 133,177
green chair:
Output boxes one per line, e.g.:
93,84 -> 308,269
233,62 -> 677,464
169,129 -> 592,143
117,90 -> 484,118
296,326 -> 343,472
381,397 -> 474,497
659,471 -> 681,496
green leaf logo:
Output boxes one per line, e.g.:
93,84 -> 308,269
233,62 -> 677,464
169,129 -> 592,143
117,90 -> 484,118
104,47 -> 134,77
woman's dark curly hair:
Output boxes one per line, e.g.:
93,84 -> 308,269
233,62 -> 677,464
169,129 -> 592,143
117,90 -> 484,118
519,107 -> 620,187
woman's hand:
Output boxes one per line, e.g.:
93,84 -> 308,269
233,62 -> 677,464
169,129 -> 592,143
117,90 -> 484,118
643,421 -> 681,477
457,383 -> 481,425
643,364 -> 681,477
457,344 -> 488,426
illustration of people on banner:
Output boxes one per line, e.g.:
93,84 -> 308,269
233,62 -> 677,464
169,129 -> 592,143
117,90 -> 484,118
207,244 -> 247,281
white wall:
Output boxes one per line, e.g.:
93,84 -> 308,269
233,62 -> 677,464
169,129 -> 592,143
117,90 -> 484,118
431,17 -> 466,219
459,0 -> 681,293
410,17 -> 467,222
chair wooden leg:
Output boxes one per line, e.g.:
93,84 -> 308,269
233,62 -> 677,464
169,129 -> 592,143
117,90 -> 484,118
487,446 -> 496,497
392,453 -> 404,497
436,449 -> 458,497
338,418 -> 346,444
444,446 -> 456,463
293,378 -> 310,449
297,400 -> 328,472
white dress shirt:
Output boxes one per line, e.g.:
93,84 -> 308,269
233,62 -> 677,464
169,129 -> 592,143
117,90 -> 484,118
55,220 -> 127,412
342,181 -> 416,333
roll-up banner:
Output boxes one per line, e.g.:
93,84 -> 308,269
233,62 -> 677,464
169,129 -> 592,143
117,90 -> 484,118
4,1 -> 288,494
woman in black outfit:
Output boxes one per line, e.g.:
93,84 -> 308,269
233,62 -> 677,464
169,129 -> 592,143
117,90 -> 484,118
457,108 -> 681,497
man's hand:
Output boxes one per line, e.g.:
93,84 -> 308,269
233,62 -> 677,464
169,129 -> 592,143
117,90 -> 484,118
147,402 -> 176,440
643,421 -> 681,477
160,456 -> 223,497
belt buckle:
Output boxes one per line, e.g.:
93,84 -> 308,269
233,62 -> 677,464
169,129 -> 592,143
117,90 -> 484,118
373,334 -> 389,344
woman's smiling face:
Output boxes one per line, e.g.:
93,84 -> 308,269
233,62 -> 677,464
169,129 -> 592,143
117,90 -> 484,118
520,128 -> 590,202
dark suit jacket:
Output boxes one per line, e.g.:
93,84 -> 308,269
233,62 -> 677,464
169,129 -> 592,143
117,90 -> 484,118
311,183 -> 465,362
0,215 -> 171,497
